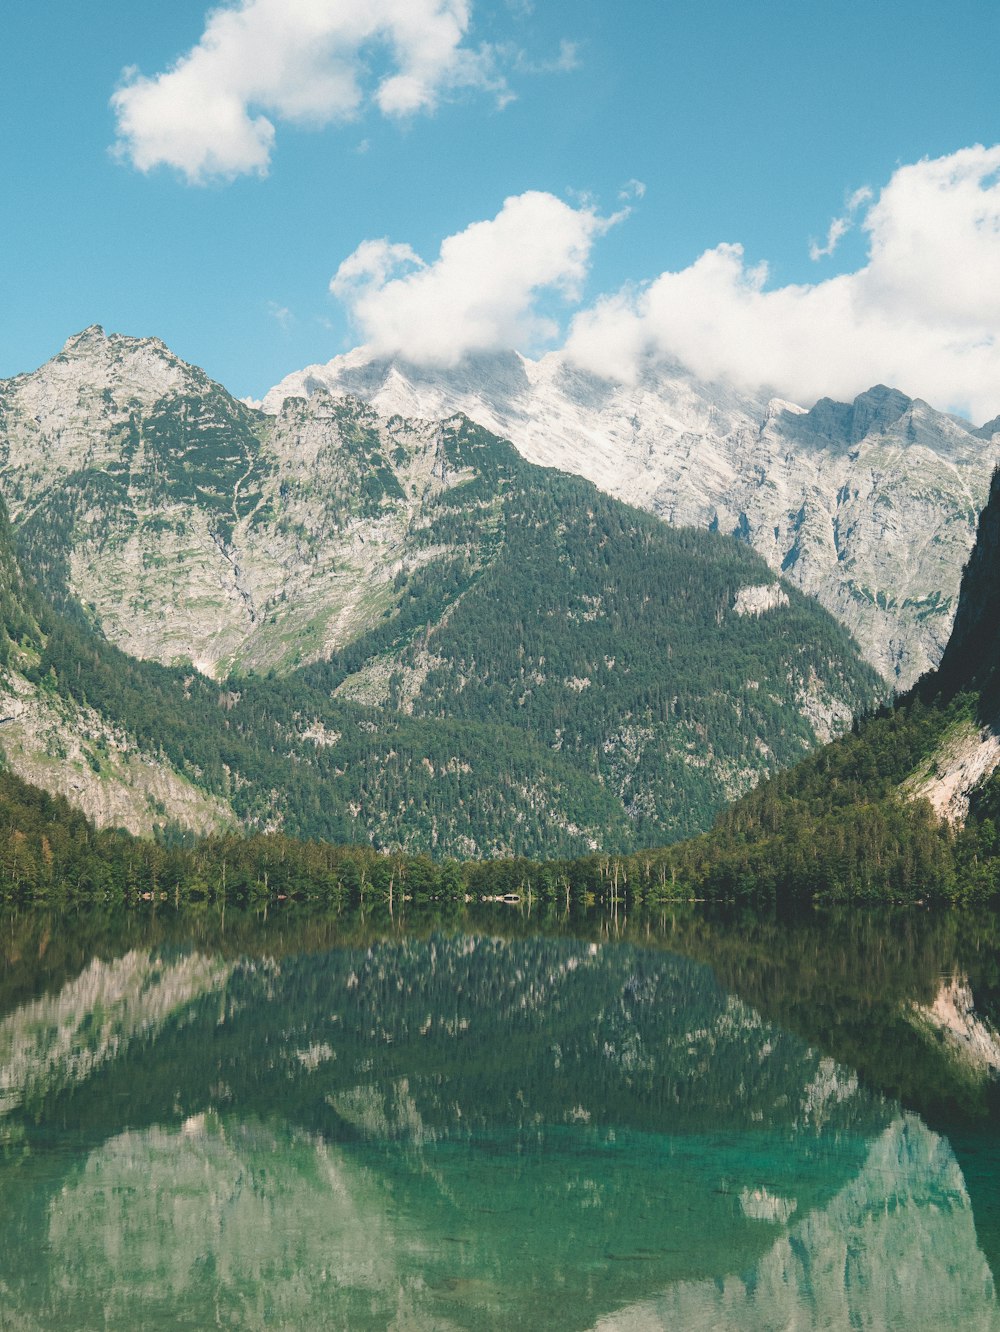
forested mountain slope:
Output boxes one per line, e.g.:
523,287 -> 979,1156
0,330 -> 882,854
267,347 -> 1000,687
0,502 -> 231,836
642,462 -> 1000,902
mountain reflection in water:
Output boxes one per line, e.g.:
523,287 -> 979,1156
0,904 -> 997,1331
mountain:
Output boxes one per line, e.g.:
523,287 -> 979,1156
0,329 -> 881,854
265,348 -> 1000,688
1,325 -> 490,678
637,451 -> 1000,902
0,496 -> 232,836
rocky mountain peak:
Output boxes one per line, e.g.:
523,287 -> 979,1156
60,324 -> 109,354
16,326 -> 200,414
787,385 -> 916,450
56,324 -> 177,368
848,385 -> 914,443
0,331 -> 238,522
764,397 -> 808,425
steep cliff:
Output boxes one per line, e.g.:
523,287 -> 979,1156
935,466 -> 1000,701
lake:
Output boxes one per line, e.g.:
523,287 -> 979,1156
1,902 -> 999,1330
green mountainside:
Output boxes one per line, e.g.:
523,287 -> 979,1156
0,332 -> 883,859
632,464 -> 1000,904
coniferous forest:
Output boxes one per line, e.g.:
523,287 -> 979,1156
0,688 -> 990,910
0,394 -> 999,908
0,426 -> 881,862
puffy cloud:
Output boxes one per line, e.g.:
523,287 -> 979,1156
565,145 -> 1000,421
326,145 -> 1000,418
112,0 -> 504,182
330,192 -> 616,365
332,239 -> 423,293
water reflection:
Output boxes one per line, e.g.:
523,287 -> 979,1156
914,976 -> 1000,1076
0,908 -> 997,1330
598,1117 -> 997,1332
47,1116 -> 411,1330
0,948 -> 232,1114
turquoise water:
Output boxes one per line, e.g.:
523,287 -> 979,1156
0,906 -> 998,1329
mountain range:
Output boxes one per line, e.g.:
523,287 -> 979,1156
0,327 -> 880,854
6,323 -> 1000,878
266,346 -> 1000,688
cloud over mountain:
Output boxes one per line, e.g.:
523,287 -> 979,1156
330,191 -> 617,365
565,145 -> 1000,420
324,145 -> 1000,419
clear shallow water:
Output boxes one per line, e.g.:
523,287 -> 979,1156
0,905 -> 999,1330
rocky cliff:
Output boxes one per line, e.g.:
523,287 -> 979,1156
0,327 -> 497,679
901,464 -> 1000,821
935,465 -> 1000,700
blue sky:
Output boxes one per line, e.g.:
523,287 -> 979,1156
3,0 -> 1000,412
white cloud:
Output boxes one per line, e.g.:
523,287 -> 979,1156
112,0 -> 506,182
512,38 -> 581,75
564,145 -> 1000,421
553,39 -> 581,72
267,302 -> 294,331
619,178 -> 646,202
330,191 -> 616,365
808,215 -> 851,262
809,185 -> 873,261
332,239 -> 424,293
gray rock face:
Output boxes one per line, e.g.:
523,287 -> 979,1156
0,328 -> 488,679
0,666 -> 233,836
267,351 -> 1000,687
936,464 -> 1000,696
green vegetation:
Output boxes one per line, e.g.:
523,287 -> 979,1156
303,439 -> 882,845
7,355 -> 998,900
599,462 -> 1000,907
0,535 -> 987,908
0,711 -> 965,910
0,414 -> 882,858
643,694 -> 971,904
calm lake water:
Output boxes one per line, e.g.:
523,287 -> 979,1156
2,903 -> 1000,1330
